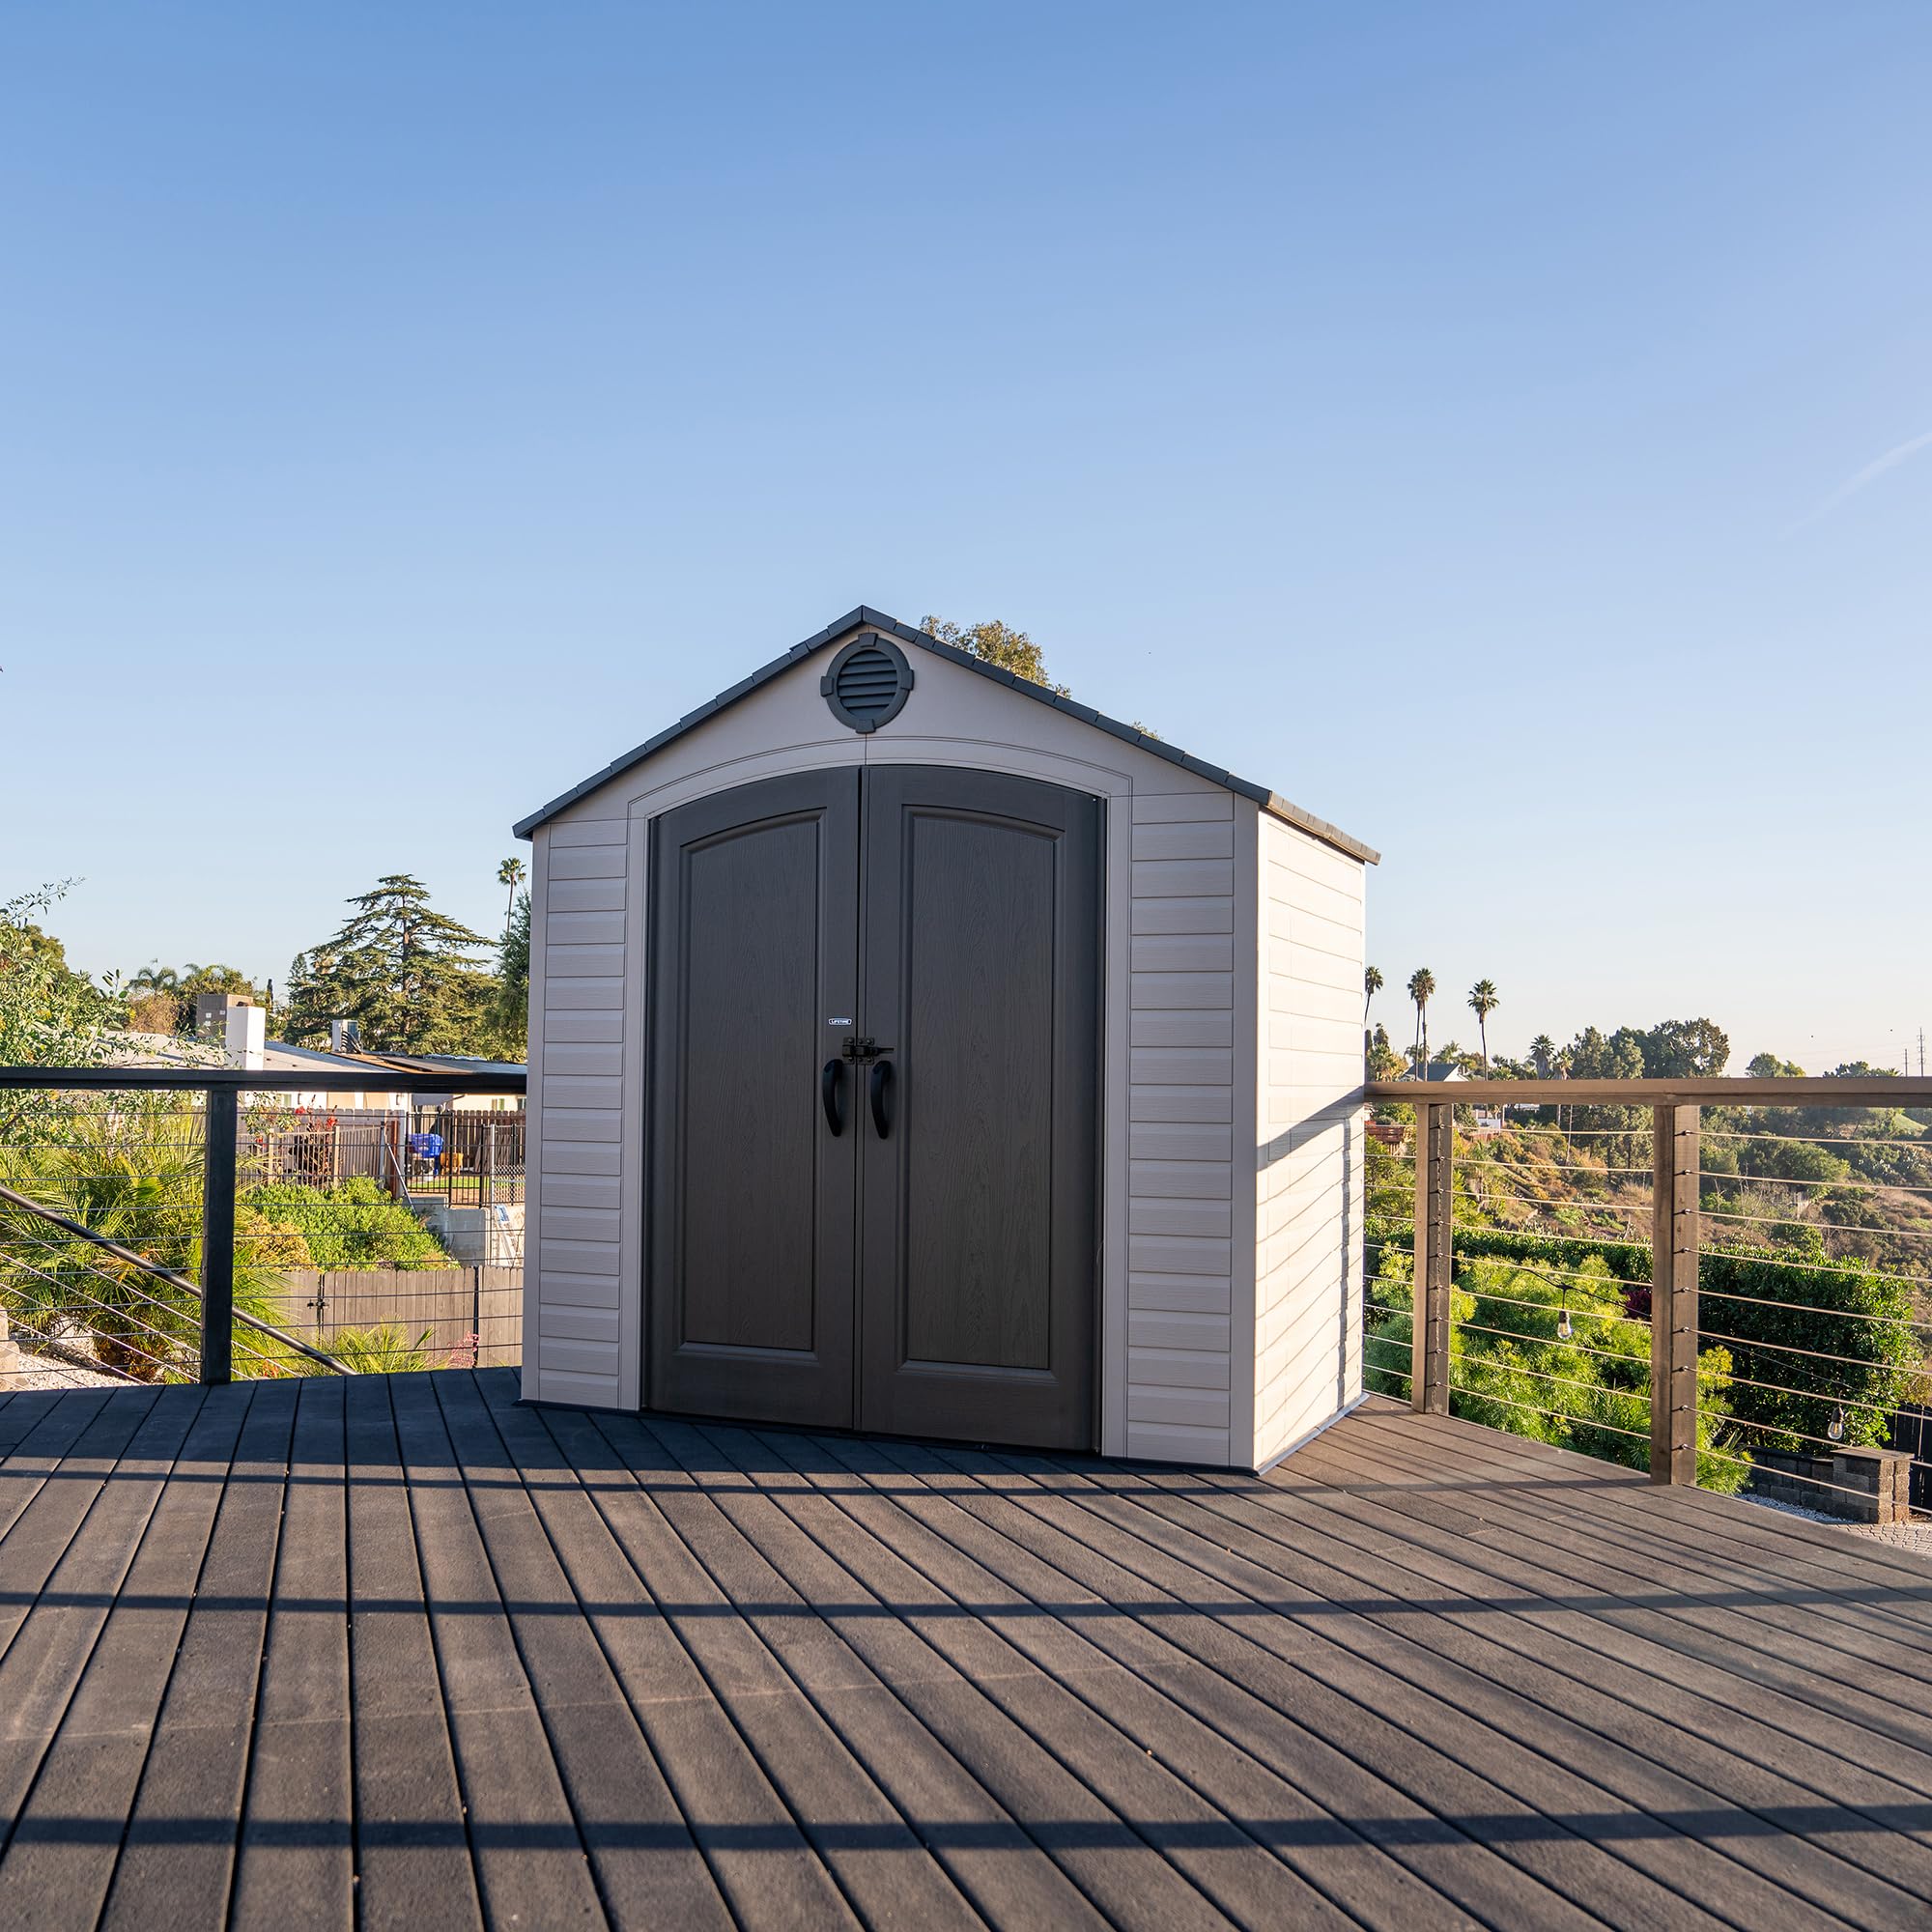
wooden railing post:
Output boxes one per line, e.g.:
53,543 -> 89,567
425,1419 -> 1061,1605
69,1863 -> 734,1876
1412,1099 -> 1454,1413
201,1085 -> 239,1386
1650,1102 -> 1700,1483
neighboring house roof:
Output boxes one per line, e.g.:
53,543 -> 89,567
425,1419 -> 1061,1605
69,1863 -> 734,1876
512,605 -> 1379,865
354,1053 -> 528,1078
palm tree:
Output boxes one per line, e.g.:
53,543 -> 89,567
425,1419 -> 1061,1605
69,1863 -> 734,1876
1363,965 -> 1382,1024
1406,968 -> 1435,1078
1468,980 -> 1499,1068
497,857 -> 526,940
1529,1034 -> 1555,1079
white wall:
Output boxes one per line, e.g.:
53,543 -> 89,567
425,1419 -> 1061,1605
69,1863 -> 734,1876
1250,811 -> 1368,1468
520,621 -> 1367,1467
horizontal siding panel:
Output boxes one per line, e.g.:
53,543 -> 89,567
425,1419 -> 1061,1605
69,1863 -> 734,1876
539,1041 -> 624,1079
1264,862 -> 1363,925
1264,830 -> 1364,896
536,1304 -> 621,1344
1130,973 -> 1235,1011
1127,1346 -> 1230,1391
1132,820 -> 1235,863
1129,1160 -> 1233,1201
540,1206 -> 621,1242
542,1075 -> 623,1111
1131,791 -> 1233,823
1130,1010 -> 1232,1049
544,979 -> 625,1011
547,909 -> 626,947
545,943 -> 627,979
539,1238 -> 621,1276
1129,1084 -> 1233,1123
1127,1310 -> 1233,1353
1129,1047 -> 1232,1086
1130,934 -> 1235,974
537,1174 -> 622,1210
534,1270 -> 620,1308
534,1370 -> 620,1406
539,1108 -> 624,1144
1129,1199 -> 1233,1239
1131,896 -> 1236,936
547,844 -> 628,880
545,817 -> 629,848
1125,1421 -> 1231,1463
532,1345 -> 621,1387
1126,1385 -> 1230,1429
543,1009 -> 624,1042
545,876 -> 626,914
1270,907 -> 1362,963
1264,967 -> 1358,1020
1130,1122 -> 1234,1161
540,1140 -> 623,1176
1128,1234 -> 1233,1275
1128,1272 -> 1231,1313
1132,859 -> 1235,899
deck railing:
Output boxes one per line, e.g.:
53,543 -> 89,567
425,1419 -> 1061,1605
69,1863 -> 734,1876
0,1065 -> 526,1388
1364,1077 -> 1932,1522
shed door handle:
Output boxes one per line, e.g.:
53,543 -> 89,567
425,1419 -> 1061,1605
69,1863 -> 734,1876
869,1060 -> 894,1138
821,1060 -> 844,1136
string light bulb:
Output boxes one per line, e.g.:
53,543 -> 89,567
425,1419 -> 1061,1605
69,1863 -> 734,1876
1556,1293 -> 1573,1343
1828,1406 -> 1846,1444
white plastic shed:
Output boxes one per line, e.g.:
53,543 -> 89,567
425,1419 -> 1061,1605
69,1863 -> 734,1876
513,607 -> 1378,1471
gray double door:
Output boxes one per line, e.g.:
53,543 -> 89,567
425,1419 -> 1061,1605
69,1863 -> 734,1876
648,765 -> 1100,1449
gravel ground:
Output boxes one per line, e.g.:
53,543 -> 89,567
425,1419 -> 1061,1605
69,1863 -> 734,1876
7,1351 -> 124,1391
1743,1491 -> 1932,1554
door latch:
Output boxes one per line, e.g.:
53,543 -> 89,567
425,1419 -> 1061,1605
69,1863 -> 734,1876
839,1036 -> 892,1063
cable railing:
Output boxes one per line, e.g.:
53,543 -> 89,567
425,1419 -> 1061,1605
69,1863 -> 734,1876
1364,1075 -> 1932,1526
0,1065 -> 526,1388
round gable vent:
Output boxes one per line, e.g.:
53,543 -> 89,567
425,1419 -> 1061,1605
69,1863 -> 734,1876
820,634 -> 914,733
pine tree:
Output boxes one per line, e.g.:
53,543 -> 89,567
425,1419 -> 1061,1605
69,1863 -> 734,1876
285,875 -> 496,1053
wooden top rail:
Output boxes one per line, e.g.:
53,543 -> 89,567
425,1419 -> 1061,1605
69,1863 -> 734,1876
1365,1077 -> 1932,1107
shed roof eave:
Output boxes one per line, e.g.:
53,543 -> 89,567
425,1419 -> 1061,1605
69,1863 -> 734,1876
512,605 -> 1379,866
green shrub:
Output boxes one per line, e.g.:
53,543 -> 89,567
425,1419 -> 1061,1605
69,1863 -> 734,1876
1366,1247 -> 1750,1492
241,1178 -> 450,1270
0,1094 -> 302,1380
1695,1245 -> 1918,1455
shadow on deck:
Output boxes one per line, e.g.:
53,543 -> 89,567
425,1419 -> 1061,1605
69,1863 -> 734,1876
0,1372 -> 1926,1929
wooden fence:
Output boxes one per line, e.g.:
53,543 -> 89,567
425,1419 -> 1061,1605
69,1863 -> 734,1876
273,1266 -> 523,1368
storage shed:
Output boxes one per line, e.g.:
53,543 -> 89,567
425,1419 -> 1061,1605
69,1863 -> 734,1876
513,607 -> 1378,1470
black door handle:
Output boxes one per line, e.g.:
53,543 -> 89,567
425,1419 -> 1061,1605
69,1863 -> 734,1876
821,1059 -> 844,1135
869,1059 -> 894,1138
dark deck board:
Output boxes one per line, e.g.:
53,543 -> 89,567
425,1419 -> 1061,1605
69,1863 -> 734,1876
100,1380 -> 294,1930
0,1383 -> 244,1932
1281,1423 -> 1932,1818
939,1441 -> 1839,1932
1330,1413 -> 1932,1752
574,1406 -> 1105,1930
0,1374 -> 1928,1930
230,1375 -> 355,1930
343,1372 -> 481,1932
456,1370 -> 800,1931
511,1405 -> 972,1932
1126,1456 -> 1921,1928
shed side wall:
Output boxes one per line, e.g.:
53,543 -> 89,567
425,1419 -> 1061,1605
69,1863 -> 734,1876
1252,812 -> 1367,1467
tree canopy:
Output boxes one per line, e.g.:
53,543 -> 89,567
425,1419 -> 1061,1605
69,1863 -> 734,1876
920,615 -> 1069,695
0,884 -> 121,1068
285,874 -> 497,1054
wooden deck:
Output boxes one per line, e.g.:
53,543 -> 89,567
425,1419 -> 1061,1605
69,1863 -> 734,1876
0,1375 -> 1927,1931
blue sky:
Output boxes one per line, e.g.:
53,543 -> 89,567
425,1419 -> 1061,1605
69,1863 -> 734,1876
3,3 -> 1927,1070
